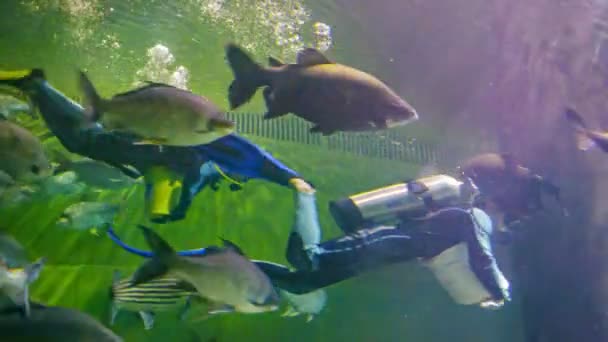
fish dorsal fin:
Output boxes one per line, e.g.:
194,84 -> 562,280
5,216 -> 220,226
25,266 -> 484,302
220,238 -> 245,256
296,48 -> 333,66
202,246 -> 224,255
268,56 -> 284,67
112,82 -> 176,99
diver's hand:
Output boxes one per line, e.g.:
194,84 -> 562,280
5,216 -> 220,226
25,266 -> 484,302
289,178 -> 315,194
479,299 -> 505,310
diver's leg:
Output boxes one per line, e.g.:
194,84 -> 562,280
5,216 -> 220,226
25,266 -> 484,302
286,189 -> 322,270
274,226 -> 420,294
250,143 -> 322,269
202,133 -> 322,267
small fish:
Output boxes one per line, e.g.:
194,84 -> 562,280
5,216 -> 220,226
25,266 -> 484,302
0,257 -> 45,317
0,232 -> 28,268
52,150 -> 138,190
459,153 -> 563,227
79,71 -> 235,146
0,120 -> 52,184
36,171 -> 86,197
110,270 -> 197,330
0,304 -> 123,341
0,101 -> 34,120
280,289 -> 327,322
131,225 -> 280,315
39,171 -> 87,196
564,108 -> 608,152
56,202 -> 119,235
225,43 -> 418,135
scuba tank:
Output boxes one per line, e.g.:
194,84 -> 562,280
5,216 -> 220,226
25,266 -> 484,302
329,174 -> 479,233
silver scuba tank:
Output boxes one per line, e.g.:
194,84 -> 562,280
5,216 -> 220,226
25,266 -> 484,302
329,174 -> 479,233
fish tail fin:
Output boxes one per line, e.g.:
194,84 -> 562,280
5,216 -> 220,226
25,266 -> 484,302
225,43 -> 266,110
0,69 -> 45,90
565,107 -> 596,151
130,225 -> 174,286
78,70 -> 104,122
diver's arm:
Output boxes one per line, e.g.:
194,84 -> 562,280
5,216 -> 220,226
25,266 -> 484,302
159,162 -> 220,222
463,210 -> 511,303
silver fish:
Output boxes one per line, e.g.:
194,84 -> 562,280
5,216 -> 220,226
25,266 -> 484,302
110,270 -> 196,330
0,120 -> 52,184
131,225 -> 280,315
79,71 -> 235,147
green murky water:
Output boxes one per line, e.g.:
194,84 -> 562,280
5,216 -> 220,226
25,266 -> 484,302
0,1 -> 522,341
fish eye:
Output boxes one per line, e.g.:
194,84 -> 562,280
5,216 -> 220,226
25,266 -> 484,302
30,165 -> 40,175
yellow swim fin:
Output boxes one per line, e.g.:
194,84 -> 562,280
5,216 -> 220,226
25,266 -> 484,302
0,70 -> 34,80
144,166 -> 182,217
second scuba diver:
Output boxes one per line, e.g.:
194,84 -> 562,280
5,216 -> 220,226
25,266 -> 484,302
109,153 -> 562,311
0,69 -> 322,262
110,173 -> 510,309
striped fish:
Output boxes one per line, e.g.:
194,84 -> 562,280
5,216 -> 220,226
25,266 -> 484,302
110,270 -> 196,330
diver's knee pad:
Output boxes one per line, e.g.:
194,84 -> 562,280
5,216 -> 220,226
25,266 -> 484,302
329,174 -> 479,233
144,166 -> 183,218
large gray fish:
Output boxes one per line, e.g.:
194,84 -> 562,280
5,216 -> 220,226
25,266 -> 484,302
565,108 -> 608,153
0,119 -> 52,184
79,71 -> 235,146
0,258 -> 45,317
225,43 -> 419,135
0,303 -> 123,341
131,225 -> 280,315
110,270 -> 197,330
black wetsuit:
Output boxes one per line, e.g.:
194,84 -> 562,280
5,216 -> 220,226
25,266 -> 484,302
258,207 -> 510,302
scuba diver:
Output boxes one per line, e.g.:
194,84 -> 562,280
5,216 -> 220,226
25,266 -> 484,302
108,173 -> 512,309
0,69 -> 321,260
